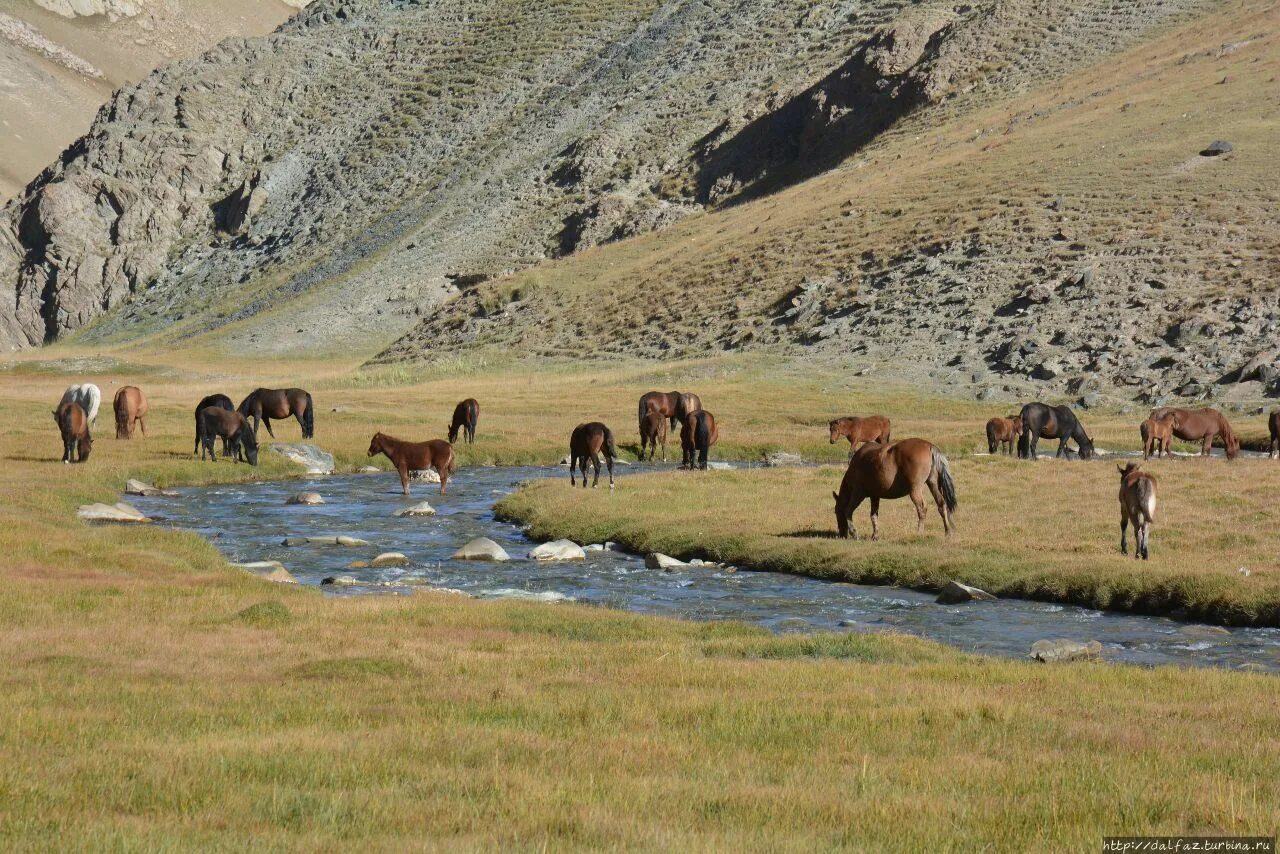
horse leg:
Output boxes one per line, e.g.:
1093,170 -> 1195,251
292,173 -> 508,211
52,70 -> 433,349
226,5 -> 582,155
590,452 -> 601,488
570,454 -> 577,487
698,446 -> 708,470
661,434 -> 666,463
138,415 -> 146,437
1119,510 -> 1129,555
1138,520 -> 1149,560
869,497 -> 881,541
438,464 -> 448,496
927,480 -> 951,535
398,463 -> 410,496
910,488 -> 928,535
606,454 -> 615,489
263,417 -> 276,439
1056,438 -> 1068,458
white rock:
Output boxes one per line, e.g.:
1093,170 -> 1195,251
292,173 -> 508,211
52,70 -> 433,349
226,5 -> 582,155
393,501 -> 436,517
77,502 -> 151,524
409,469 -> 441,483
370,552 -> 410,567
1029,639 -> 1103,663
125,479 -> 175,497
286,492 -> 324,505
358,466 -> 381,473
644,553 -> 687,571
233,562 -> 297,584
452,537 -> 510,561
936,581 -> 997,605
706,461 -> 732,470
583,544 -> 605,552
528,540 -> 586,561
268,443 -> 335,475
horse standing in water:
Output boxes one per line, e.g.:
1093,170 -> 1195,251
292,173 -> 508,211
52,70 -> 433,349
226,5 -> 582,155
368,432 -> 455,496
1017,403 -> 1094,460
829,416 -> 891,451
681,410 -> 719,470
638,391 -> 701,431
569,422 -> 618,488
1148,407 -> 1239,459
238,388 -> 315,439
194,394 -> 235,455
200,408 -> 258,465
1140,413 -> 1177,460
1117,463 -> 1157,560
54,401 -> 93,463
833,438 -> 956,539
448,398 -> 479,445
639,410 -> 668,462
59,384 -> 101,426
984,415 -> 1022,455
113,386 -> 148,439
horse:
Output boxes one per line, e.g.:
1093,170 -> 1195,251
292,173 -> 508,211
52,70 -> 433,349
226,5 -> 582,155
53,401 -> 93,464
829,415 -> 892,450
367,432 -> 455,496
448,398 -> 479,445
833,438 -> 956,540
1148,407 -> 1239,460
1117,463 -> 1157,560
680,409 -> 719,470
1017,402 -> 1094,460
1270,410 -> 1280,459
194,394 -> 235,455
639,390 -> 701,431
569,422 -> 618,488
112,386 -> 148,439
238,388 -> 315,439
59,383 -> 101,426
1140,413 -> 1177,460
639,410 -> 668,462
984,415 -> 1022,455
200,408 -> 258,465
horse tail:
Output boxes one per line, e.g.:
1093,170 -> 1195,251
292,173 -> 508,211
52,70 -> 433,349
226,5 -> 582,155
85,385 -> 101,424
694,411 -> 710,451
1016,417 -> 1031,458
1135,476 -> 1156,523
302,392 -> 315,439
115,394 -> 129,438
603,425 -> 618,461
986,420 -> 998,454
932,446 -> 958,514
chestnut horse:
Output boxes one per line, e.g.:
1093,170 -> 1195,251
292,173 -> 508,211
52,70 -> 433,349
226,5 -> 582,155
1270,410 -> 1280,459
984,415 -> 1022,455
1017,402 -> 1094,460
194,394 -> 235,455
1149,407 -> 1239,459
639,391 -> 701,431
570,422 -> 618,488
368,432 -> 455,496
1118,463 -> 1157,560
113,386 -> 148,439
1140,413 -> 1177,460
639,410 -> 668,462
680,410 -> 719,470
54,401 -> 93,464
833,438 -> 956,539
448,398 -> 479,445
829,416 -> 891,451
200,408 -> 258,465
239,388 -> 315,439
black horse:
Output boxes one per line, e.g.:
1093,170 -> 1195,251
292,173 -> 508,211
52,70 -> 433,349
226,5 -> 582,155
193,393 -> 235,456
1017,402 -> 1095,460
448,398 -> 479,445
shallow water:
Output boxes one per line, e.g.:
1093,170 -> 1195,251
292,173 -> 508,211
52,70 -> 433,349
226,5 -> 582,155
132,466 -> 1280,672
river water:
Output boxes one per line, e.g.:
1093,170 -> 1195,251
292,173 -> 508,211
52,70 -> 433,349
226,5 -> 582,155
132,465 -> 1280,672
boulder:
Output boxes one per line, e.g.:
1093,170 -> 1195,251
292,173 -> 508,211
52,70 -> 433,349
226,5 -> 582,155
764,452 -> 803,467
358,466 -> 381,473
452,537 -> 510,561
286,491 -> 324,505
336,535 -> 370,547
409,468 -> 441,483
528,539 -> 586,561
281,535 -> 371,547
1200,140 -> 1233,156
393,501 -> 436,517
124,479 -> 176,497
370,552 -> 410,567
77,502 -> 151,524
706,461 -> 732,470
268,444 -> 335,475
1029,639 -> 1103,663
644,552 -> 687,571
233,561 -> 297,584
936,580 -> 997,604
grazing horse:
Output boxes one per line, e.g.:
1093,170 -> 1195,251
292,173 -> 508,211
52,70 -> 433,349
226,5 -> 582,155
833,438 -> 956,540
1149,407 -> 1239,460
1140,413 -> 1178,460
368,432 -> 455,496
200,408 -> 258,465
1017,402 -> 1094,460
1270,410 -> 1280,459
639,390 -> 701,431
1117,463 -> 1157,560
639,410 -> 668,462
984,415 -> 1022,455
448,398 -> 479,445
238,388 -> 315,439
569,422 -> 618,488
829,415 -> 892,451
680,409 -> 720,470
59,383 -> 101,426
194,394 -> 235,455
54,401 -> 93,464
113,386 -> 148,439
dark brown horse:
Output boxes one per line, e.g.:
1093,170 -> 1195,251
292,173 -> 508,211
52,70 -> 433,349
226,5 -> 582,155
1140,413 -> 1177,460
984,415 -> 1022,455
200,408 -> 258,465
1270,410 -> 1280,459
368,432 -> 455,496
1118,463 -> 1157,560
1017,403 -> 1094,460
194,394 -> 235,455
639,410 -> 668,462
239,388 -> 315,439
570,422 -> 618,488
448,398 -> 479,445
833,438 -> 956,540
639,390 -> 701,431
680,410 -> 719,470
54,401 -> 93,464
1149,407 -> 1239,459
829,415 -> 891,450
113,386 -> 148,440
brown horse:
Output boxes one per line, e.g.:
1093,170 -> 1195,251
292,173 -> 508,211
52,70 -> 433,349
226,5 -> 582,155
1149,407 -> 1239,459
680,410 -> 719,470
1270,410 -> 1280,459
829,416 -> 891,451
570,422 -> 618,488
984,415 -> 1022,455
54,401 -> 93,464
113,386 -> 148,439
239,388 -> 315,439
639,390 -> 701,431
833,438 -> 956,540
639,410 -> 668,462
1118,463 -> 1157,560
200,408 -> 258,465
368,432 -> 455,496
1140,414 -> 1177,460
194,393 -> 235,456
448,398 -> 479,445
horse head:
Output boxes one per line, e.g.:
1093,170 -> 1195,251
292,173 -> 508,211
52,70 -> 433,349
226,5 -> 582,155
1078,434 -> 1096,459
447,423 -> 459,444
1118,462 -> 1139,477
828,420 -> 841,444
79,432 -> 93,461
833,490 -> 850,538
367,432 -> 385,457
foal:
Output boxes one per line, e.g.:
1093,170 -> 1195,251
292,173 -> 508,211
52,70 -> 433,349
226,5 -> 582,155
200,408 -> 258,465
1117,463 -> 1157,560
368,432 -> 455,496
1140,414 -> 1177,460
828,415 -> 891,451
448,398 -> 479,445
639,410 -> 668,462
569,422 -> 618,488
985,415 -> 1022,455
680,410 -> 719,470
54,401 -> 93,463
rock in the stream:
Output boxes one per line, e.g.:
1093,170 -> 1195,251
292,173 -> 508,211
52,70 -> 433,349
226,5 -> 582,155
371,552 -> 410,567
125,479 -> 176,497
268,444 -> 336,475
452,537 -> 510,561
281,535 -> 371,547
1029,639 -> 1103,663
936,581 -> 997,605
528,540 -> 586,561
77,502 -> 151,524
410,468 -> 441,483
583,543 -> 605,552
706,461 -> 732,470
286,492 -> 325,506
233,561 -> 298,584
393,501 -> 436,517
764,452 -> 803,467
645,552 -> 687,571
359,466 -> 381,473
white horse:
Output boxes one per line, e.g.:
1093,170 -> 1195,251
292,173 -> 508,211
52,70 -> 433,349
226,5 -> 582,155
59,383 -> 101,426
